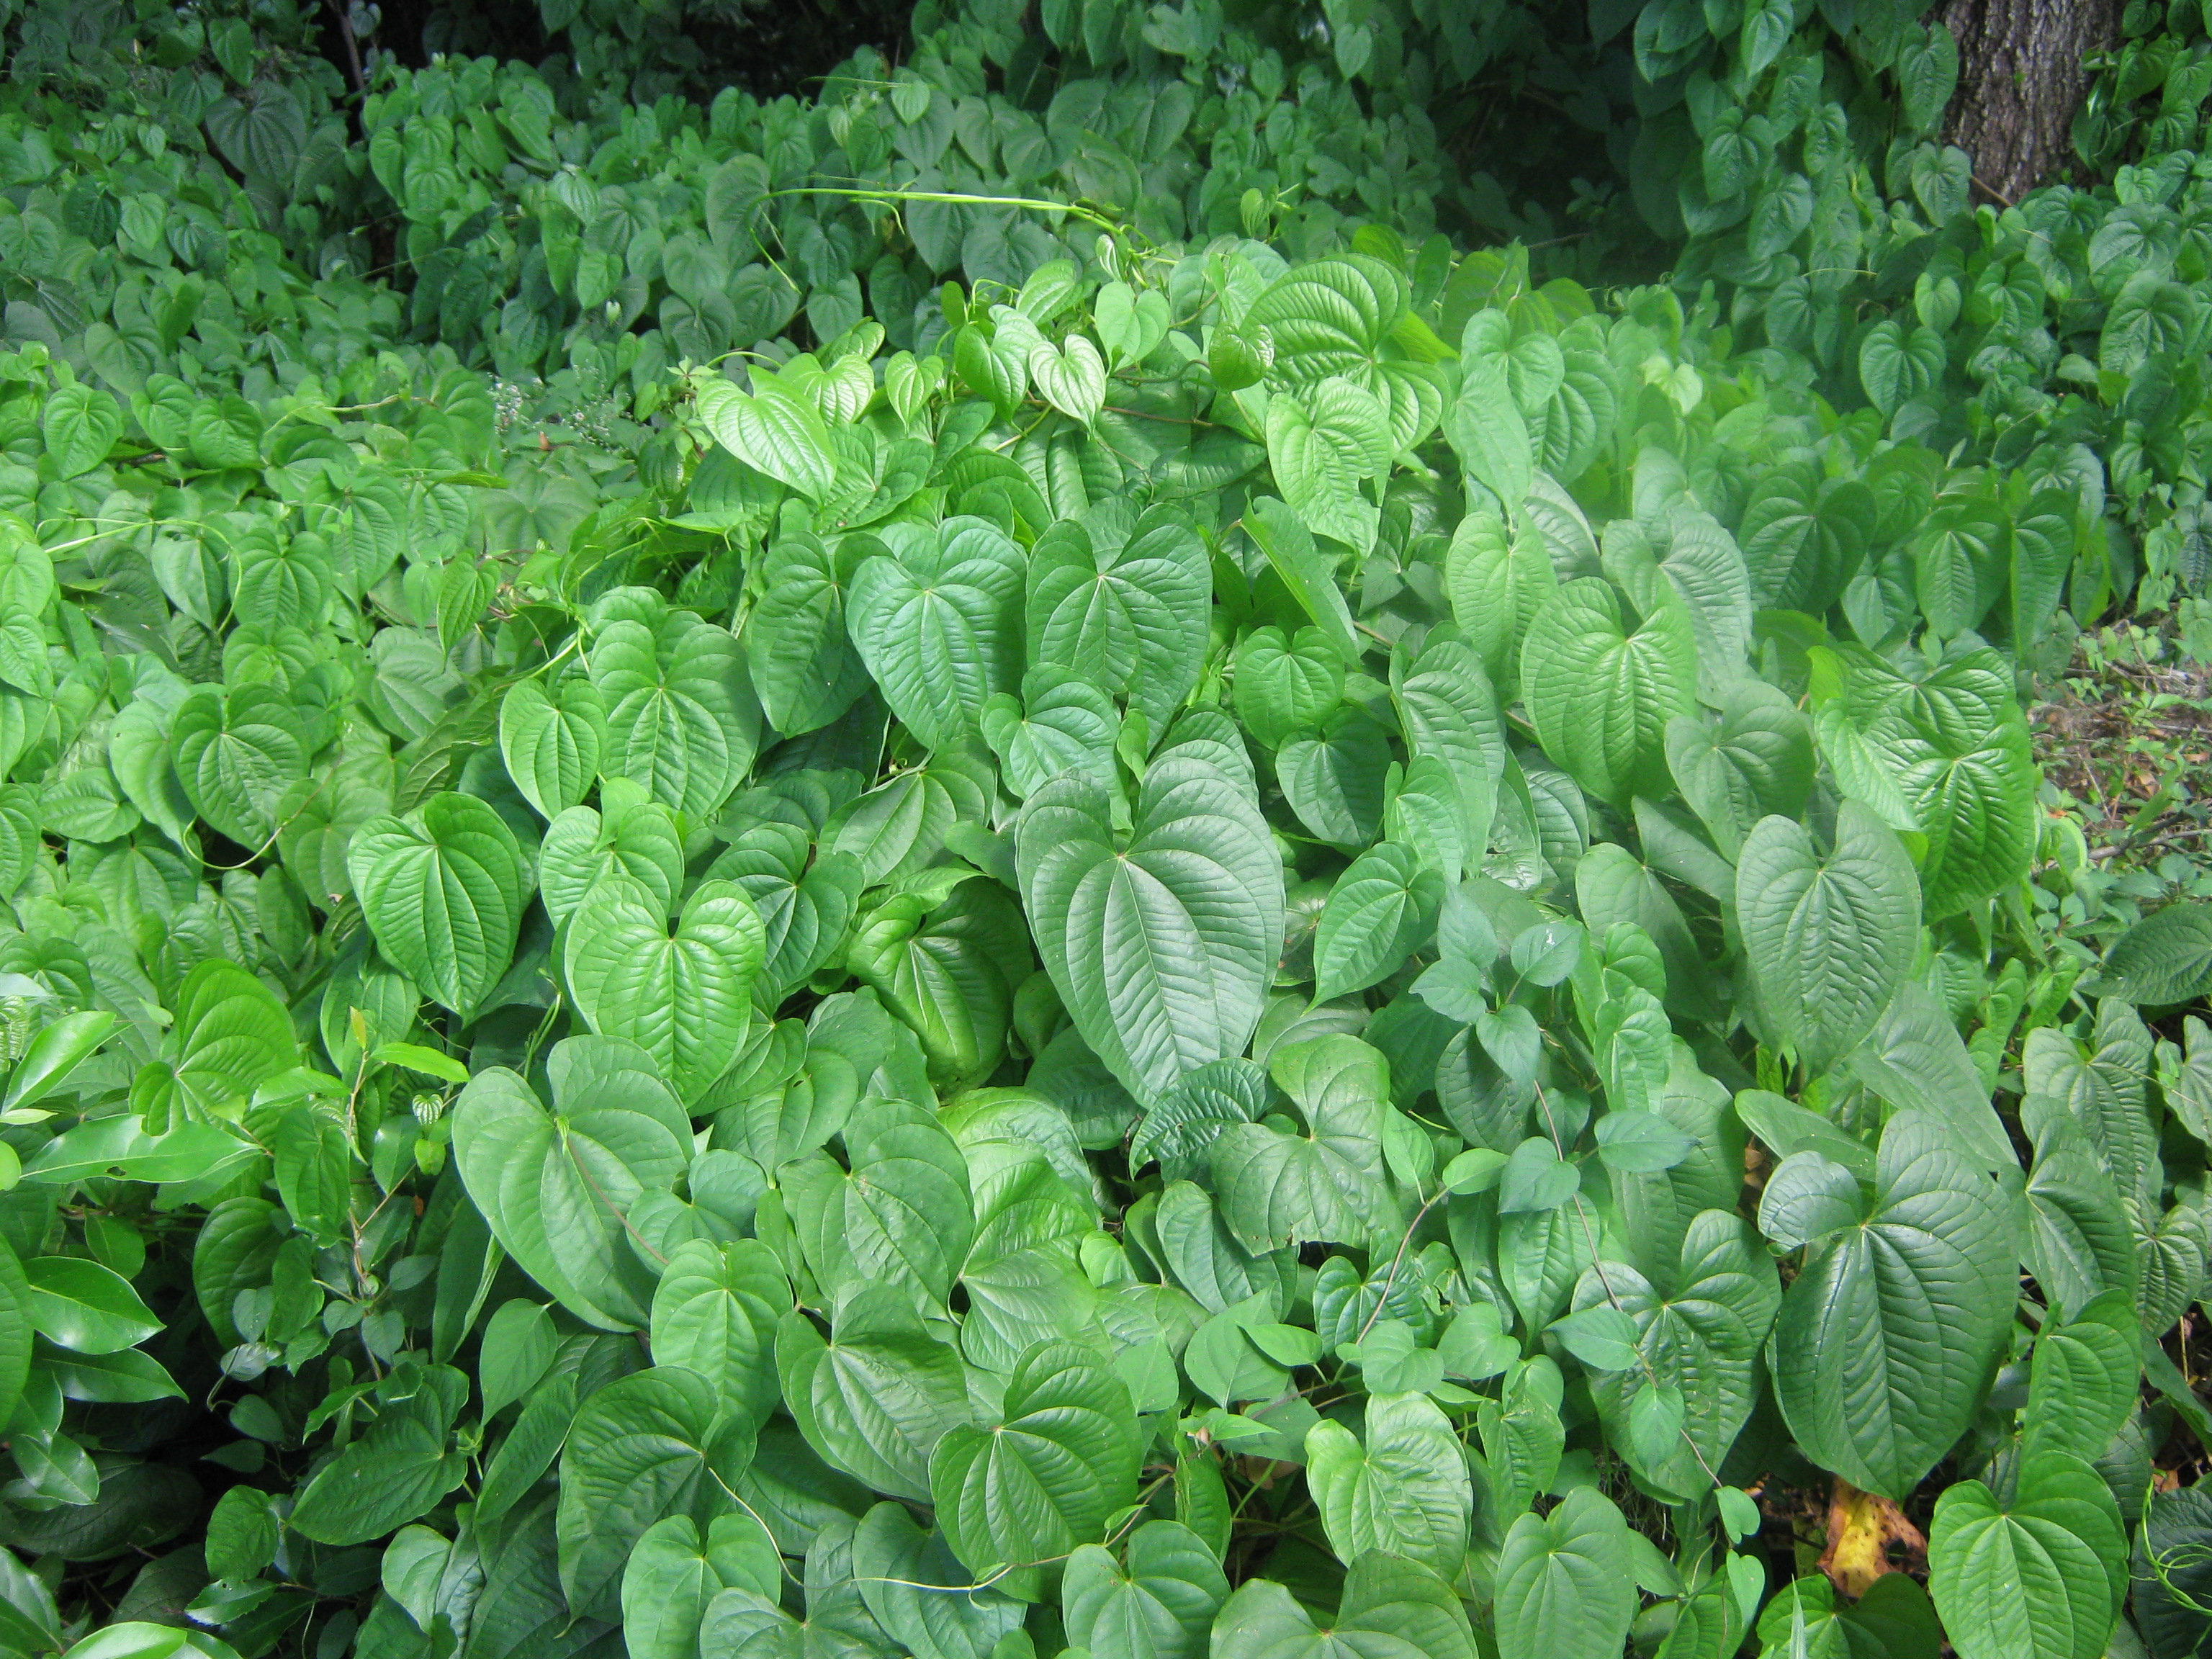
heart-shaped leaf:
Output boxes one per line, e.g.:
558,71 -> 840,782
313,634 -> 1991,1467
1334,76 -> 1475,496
1028,331 -> 1107,423
349,792 -> 529,1018
1737,800 -> 1920,1073
451,1037 -> 694,1330
1212,1552 -> 1477,1659
500,674 -> 607,820
565,875 -> 766,1106
1017,754 -> 1282,1106
930,1340 -> 1139,1596
848,517 -> 1027,749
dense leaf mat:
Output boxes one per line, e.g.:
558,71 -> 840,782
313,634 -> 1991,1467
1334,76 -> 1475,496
1,0 -> 2212,1655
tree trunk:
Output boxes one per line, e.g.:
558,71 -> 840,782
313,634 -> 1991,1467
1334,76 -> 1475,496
1938,0 -> 2121,202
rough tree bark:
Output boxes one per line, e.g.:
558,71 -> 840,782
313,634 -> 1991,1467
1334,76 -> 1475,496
1938,0 -> 2122,202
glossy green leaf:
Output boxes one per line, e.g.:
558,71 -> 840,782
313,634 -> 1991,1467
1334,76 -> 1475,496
1737,801 -> 1920,1073
1027,505 -> 1210,733
451,1037 -> 694,1330
349,792 -> 529,1017
590,606 -> 762,821
1062,1520 -> 1228,1659
499,675 -> 608,820
648,1238 -> 787,1429
290,1372 -> 468,1546
620,1513 -> 781,1659
557,1364 -> 755,1621
1017,754 -> 1283,1106
565,876 -> 765,1106
1493,1488 -> 1638,1659
930,1339 -> 1139,1593
1763,1112 -> 2018,1498
1304,1391 -> 1470,1577
1928,1448 -> 2125,1659
848,518 -> 1026,749
1573,1210 -> 1780,1499
776,1286 -> 972,1505
1521,577 -> 1697,804
1210,1552 -> 1477,1659
1311,842 -> 1443,1004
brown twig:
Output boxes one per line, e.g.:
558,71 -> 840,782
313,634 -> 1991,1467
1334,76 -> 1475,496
325,0 -> 366,97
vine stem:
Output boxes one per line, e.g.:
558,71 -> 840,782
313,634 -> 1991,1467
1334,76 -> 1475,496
1355,1184 -> 1446,1343
765,185 -> 1125,239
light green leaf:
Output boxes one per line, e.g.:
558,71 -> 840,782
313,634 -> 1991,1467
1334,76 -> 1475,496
1763,1112 -> 2018,1498
451,1037 -> 694,1330
1311,842 -> 1443,1004
565,876 -> 765,1106
1737,472 -> 1876,619
2011,487 -> 2076,647
1246,496 -> 1361,665
171,959 -> 297,1114
1493,1488 -> 1637,1659
648,1238 -> 788,1429
1846,982 -> 2013,1172
785,1100 -> 973,1316
1131,1059 -> 1268,1182
1028,332 -> 1107,424
620,1513 -> 781,1659
1928,1448 -> 2125,1659
538,798 -> 685,928
1876,697 -> 2036,921
1664,680 -> 1815,859
590,607 -> 760,821
982,668 -> 1118,800
1232,626 -> 1344,751
850,1499 -> 1025,1659
1062,1520 -> 1228,1659
1304,1392 -> 1470,1578
1736,801 -> 1920,1073
478,1300 -> 556,1421
1210,1037 -> 1390,1251
498,675 -> 606,820
848,517 -> 1027,748
742,526 -> 872,738
1278,708 -> 1392,848
2020,1114 -> 2139,1324
2023,999 -> 2159,1215
1521,577 -> 1697,805
271,1105 -> 352,1244
1017,755 -> 1282,1106
42,385 -> 123,478
776,1286 -> 972,1505
1444,358 -> 1533,511
557,1364 -> 753,1622
173,685 -> 307,848
1027,504 -> 1210,733
1861,319 -> 1948,419
1265,377 -> 1393,549
1573,1210 -> 1779,1500
696,375 -> 838,500
930,1339 -> 1139,1594
1210,1552 -> 1476,1659
1912,493 -> 2008,638
1753,1574 -> 1941,1659
1446,507 -> 1557,687
2024,1289 -> 2139,1462
349,793 -> 528,1018
24,1257 -> 160,1354
290,1373 -> 467,1547
2095,902 -> 2212,1005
